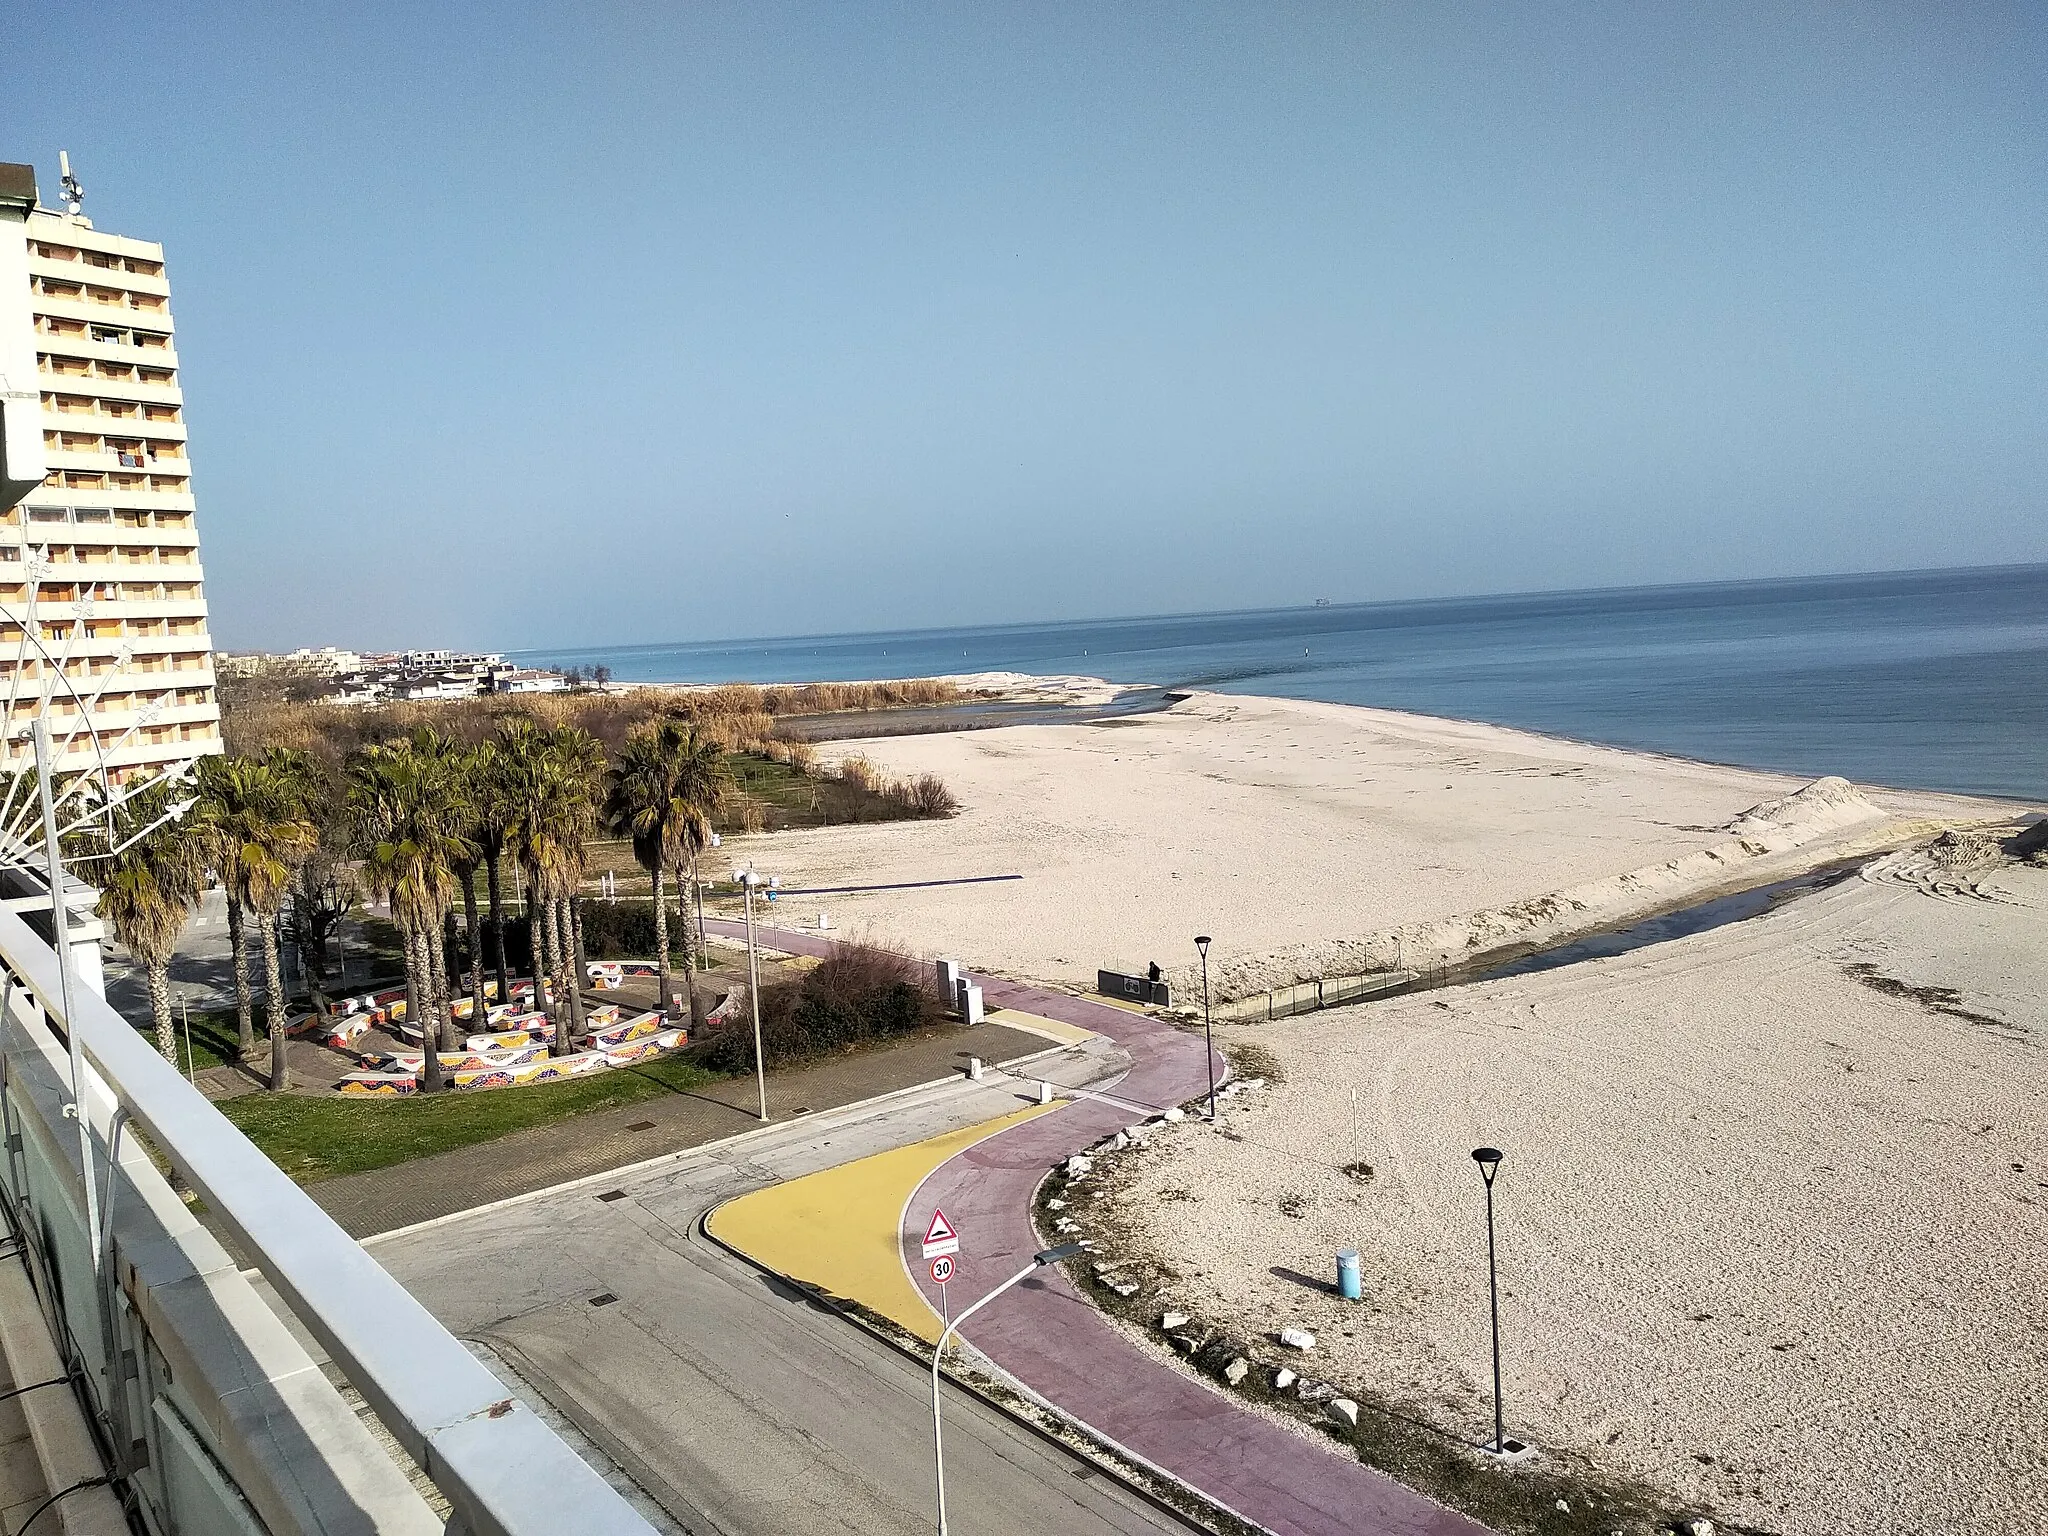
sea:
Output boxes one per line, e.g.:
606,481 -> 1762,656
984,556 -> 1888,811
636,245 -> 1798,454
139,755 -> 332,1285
513,564 -> 2048,803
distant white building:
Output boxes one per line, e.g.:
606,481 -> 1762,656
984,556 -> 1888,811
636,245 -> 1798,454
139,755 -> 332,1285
400,648 -> 501,672
400,674 -> 482,701
489,668 -> 565,695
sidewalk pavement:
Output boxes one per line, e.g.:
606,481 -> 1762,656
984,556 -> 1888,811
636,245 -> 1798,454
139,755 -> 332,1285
704,919 -> 1488,1536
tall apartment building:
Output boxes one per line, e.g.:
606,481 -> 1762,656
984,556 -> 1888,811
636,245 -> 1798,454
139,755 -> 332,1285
0,158 -> 221,780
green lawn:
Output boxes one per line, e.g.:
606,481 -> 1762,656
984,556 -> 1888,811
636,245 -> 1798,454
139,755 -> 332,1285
219,1054 -> 724,1184
152,1006 -> 239,1075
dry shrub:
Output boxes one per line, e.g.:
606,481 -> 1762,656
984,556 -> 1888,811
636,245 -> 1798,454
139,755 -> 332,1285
835,755 -> 883,792
906,773 -> 958,817
734,798 -> 766,834
690,942 -> 943,1073
220,678 -> 966,766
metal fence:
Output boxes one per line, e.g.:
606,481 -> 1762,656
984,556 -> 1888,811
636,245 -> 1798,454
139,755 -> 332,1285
1213,968 -> 1419,1024
0,897 -> 657,1536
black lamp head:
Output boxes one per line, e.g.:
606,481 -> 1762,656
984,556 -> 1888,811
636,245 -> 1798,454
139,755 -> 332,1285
1194,934 -> 1212,956
1472,1146 -> 1504,1184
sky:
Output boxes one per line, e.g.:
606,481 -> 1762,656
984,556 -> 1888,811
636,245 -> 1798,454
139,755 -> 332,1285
6,2 -> 2045,653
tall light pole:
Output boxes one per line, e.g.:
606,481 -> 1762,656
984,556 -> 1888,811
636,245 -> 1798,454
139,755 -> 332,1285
733,866 -> 770,1121
1194,934 -> 1215,1120
932,1242 -> 1084,1535
1471,1146 -> 1507,1454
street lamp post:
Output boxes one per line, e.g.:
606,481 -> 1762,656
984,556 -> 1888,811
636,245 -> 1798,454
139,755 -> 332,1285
1471,1146 -> 1507,1454
1194,935 -> 1215,1120
733,866 -> 770,1122
932,1242 -> 1084,1535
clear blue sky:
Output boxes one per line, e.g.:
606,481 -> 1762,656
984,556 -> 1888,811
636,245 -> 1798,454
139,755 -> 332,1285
8,2 -> 2045,652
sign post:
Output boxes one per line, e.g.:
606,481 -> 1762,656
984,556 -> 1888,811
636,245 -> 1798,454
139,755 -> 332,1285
923,1210 -> 960,1339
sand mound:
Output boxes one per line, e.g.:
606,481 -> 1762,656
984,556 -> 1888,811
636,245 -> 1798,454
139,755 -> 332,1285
1722,775 -> 1883,841
1181,777 -> 1902,1002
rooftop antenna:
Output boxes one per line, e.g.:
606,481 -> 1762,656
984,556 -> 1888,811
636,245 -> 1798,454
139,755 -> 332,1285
58,150 -> 83,215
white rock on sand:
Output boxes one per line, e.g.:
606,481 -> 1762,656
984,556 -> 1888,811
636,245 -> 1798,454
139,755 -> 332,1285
1099,853 -> 2048,1536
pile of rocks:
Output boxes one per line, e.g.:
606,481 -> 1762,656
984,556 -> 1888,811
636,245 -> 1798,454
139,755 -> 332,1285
1148,1311 -> 1358,1427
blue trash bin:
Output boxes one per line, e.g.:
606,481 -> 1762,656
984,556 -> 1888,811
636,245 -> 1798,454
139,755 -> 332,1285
1336,1249 -> 1361,1300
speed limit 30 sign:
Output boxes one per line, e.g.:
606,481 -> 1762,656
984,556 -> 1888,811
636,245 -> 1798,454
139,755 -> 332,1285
930,1255 -> 954,1285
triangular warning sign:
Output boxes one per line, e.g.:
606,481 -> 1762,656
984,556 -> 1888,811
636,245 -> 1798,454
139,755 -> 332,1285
924,1208 -> 956,1247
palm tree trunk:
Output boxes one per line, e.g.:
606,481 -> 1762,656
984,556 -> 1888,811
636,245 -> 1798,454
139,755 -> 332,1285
426,917 -> 454,1051
673,856 -> 704,1027
148,960 -> 177,1064
527,865 -> 550,1017
568,898 -> 590,1041
261,910 -> 290,1091
410,926 -> 445,1093
226,897 -> 255,1058
543,897 -> 568,1056
460,867 -> 487,1022
650,862 -> 671,1020
485,850 -> 510,1005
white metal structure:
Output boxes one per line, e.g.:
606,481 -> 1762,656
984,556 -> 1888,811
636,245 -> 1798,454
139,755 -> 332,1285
0,869 -> 659,1534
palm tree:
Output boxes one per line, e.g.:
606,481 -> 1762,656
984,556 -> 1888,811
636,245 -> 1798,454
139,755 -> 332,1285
199,752 -> 322,1083
603,721 -> 728,1024
540,725 -> 605,1050
345,733 -> 473,1090
91,781 -> 206,1062
195,755 -> 263,1059
467,739 -> 516,1007
498,719 -> 604,1055
246,751 -> 321,1090
446,744 -> 494,1025
497,719 -> 561,1033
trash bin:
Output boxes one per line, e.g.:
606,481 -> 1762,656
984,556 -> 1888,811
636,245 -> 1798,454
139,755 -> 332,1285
1336,1249 -> 1362,1301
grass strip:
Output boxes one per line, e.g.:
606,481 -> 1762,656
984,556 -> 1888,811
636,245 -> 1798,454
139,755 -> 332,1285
219,1056 -> 722,1184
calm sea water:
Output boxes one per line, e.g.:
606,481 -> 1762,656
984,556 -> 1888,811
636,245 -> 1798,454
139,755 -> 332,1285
515,565 -> 2048,802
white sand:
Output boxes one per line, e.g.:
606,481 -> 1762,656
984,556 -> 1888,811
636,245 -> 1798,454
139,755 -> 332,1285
1094,847 -> 2048,1535
732,692 -> 2006,996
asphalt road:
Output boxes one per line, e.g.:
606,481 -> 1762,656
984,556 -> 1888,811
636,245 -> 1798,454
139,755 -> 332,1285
363,1055 -> 1196,1536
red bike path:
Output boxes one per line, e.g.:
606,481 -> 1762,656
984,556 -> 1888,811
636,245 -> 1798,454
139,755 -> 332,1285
705,918 -> 1488,1536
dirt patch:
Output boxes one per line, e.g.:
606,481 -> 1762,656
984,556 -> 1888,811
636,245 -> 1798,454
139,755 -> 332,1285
1841,963 -> 2029,1045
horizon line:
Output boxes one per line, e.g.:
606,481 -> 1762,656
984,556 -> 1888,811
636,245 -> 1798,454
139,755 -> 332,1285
493,557 -> 2048,663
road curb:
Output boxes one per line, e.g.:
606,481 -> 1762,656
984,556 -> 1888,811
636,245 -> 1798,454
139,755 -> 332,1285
697,1201 -> 1274,1536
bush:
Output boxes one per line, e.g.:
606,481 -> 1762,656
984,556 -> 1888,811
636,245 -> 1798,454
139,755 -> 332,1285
906,773 -> 958,817
835,754 -> 883,792
688,943 -> 943,1073
573,900 -> 662,959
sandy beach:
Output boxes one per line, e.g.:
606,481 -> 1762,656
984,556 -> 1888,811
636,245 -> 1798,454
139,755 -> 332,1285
1093,844 -> 2047,1535
726,688 -> 2039,1532
732,691 -> 2010,997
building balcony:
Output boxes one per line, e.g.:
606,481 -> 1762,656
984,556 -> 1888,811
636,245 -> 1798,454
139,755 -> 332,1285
27,252 -> 172,299
0,871 -> 654,1535
27,290 -> 177,336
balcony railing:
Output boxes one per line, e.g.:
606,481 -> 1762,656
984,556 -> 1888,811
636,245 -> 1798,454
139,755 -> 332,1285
0,874 -> 657,1535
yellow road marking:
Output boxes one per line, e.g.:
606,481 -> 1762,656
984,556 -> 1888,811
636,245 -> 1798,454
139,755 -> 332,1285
1090,994 -> 1148,1013
706,1104 -> 1059,1342
987,1009 -> 1097,1046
